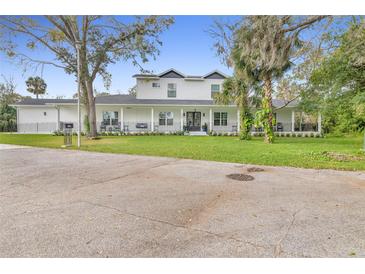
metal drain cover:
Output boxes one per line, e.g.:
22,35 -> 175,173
226,173 -> 254,181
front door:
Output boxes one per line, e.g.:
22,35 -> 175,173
186,112 -> 201,131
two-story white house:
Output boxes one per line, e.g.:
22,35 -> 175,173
12,68 -> 321,135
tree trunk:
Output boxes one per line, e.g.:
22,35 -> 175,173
85,78 -> 97,138
239,102 -> 251,140
263,75 -> 274,144
81,81 -> 90,134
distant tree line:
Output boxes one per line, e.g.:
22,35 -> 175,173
0,77 -> 22,132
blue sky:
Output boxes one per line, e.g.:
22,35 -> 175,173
0,16 -> 239,98
0,15 -> 349,98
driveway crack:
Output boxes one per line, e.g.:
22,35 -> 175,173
82,200 -> 267,251
73,159 -> 181,190
274,208 -> 302,257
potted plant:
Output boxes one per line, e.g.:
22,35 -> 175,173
202,123 -> 208,132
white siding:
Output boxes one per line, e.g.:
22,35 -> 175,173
17,105 -> 88,133
17,107 -> 58,133
18,107 -> 57,124
136,78 -> 225,100
15,102 -> 300,133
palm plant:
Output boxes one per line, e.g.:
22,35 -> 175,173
214,71 -> 252,140
25,76 -> 47,99
233,16 -> 302,143
214,16 -> 327,143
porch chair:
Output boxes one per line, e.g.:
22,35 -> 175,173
123,124 -> 129,132
113,122 -> 121,132
100,122 -> 106,132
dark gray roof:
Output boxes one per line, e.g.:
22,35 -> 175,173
13,98 -> 77,105
133,69 -> 228,79
132,74 -> 158,78
13,95 -> 298,108
185,75 -> 204,78
95,95 -> 221,105
272,99 -> 299,108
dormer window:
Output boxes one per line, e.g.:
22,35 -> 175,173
211,84 -> 220,98
152,82 -> 160,88
167,83 -> 176,98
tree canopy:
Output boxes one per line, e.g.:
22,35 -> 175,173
0,16 -> 174,137
0,77 -> 23,132
212,16 -> 327,143
300,18 -> 365,133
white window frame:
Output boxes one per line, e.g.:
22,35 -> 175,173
167,83 -> 176,98
102,111 -> 119,126
213,112 -> 228,126
152,82 -> 160,88
159,111 -> 174,126
211,84 -> 220,98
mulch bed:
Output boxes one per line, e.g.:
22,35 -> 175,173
324,152 -> 365,162
247,167 -> 265,172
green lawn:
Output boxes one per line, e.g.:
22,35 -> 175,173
0,133 -> 364,171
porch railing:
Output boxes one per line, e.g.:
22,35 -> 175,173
14,121 -> 319,134
97,121 -> 181,133
252,122 -> 318,132
211,121 -> 238,133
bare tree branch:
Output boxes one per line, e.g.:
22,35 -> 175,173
16,53 -> 66,69
283,16 -> 328,33
273,94 -> 300,110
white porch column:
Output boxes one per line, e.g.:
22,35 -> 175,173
318,112 -> 322,133
16,107 -> 19,132
57,107 -> 60,131
237,108 -> 240,132
180,108 -> 184,131
209,108 -> 213,132
151,107 -> 154,132
291,110 -> 295,132
120,107 -> 124,131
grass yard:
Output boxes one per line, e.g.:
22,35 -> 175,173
0,133 -> 364,171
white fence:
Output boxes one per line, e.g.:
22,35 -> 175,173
17,122 -> 58,133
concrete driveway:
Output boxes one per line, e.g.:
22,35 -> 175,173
0,144 -> 365,257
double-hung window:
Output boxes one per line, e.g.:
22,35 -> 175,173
211,84 -> 220,98
213,112 -> 228,126
102,111 -> 119,126
159,112 -> 174,126
167,83 -> 176,98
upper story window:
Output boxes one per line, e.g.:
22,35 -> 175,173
211,84 -> 220,98
152,82 -> 160,88
102,111 -> 119,126
167,83 -> 176,98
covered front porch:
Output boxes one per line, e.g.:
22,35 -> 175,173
97,105 -> 238,133
96,105 -> 322,135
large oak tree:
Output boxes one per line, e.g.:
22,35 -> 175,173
0,16 -> 174,137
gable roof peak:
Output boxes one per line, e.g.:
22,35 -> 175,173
202,70 -> 229,79
158,68 -> 186,78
